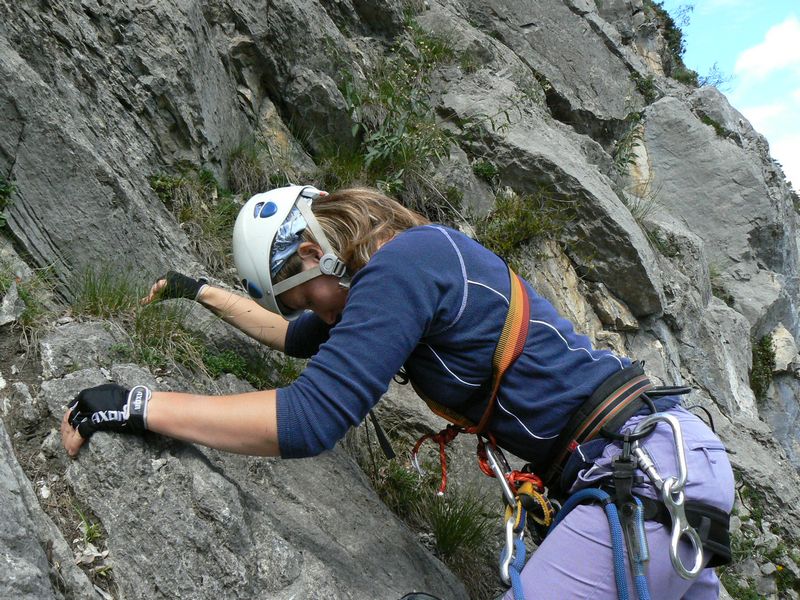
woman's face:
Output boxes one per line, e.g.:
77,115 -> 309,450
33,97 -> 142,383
277,247 -> 348,324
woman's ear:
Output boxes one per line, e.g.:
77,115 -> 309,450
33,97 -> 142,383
297,242 -> 323,261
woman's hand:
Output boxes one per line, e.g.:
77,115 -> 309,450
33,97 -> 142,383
61,383 -> 150,457
141,271 -> 207,305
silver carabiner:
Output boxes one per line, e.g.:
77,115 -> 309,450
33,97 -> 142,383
632,412 -> 688,490
662,477 -> 704,579
485,444 -> 517,507
499,508 -> 525,585
631,413 -> 704,580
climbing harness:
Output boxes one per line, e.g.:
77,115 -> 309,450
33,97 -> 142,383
404,267 -> 727,599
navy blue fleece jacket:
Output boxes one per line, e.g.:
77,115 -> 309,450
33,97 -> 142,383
276,225 -> 636,471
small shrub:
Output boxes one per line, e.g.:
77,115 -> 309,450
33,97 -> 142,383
750,334 -> 775,404
0,176 -> 13,228
631,73 -> 657,104
614,113 -> 644,175
643,1 -> 698,87
150,166 -> 239,280
672,65 -> 699,87
334,20 -> 457,208
699,114 -> 726,138
472,159 -> 499,185
476,187 -> 573,274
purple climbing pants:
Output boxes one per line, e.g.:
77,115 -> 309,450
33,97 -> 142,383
503,406 -> 735,600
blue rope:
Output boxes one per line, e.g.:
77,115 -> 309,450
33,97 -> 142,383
549,488 -> 629,600
509,536 -> 527,600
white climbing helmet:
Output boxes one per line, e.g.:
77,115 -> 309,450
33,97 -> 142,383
232,184 -> 349,320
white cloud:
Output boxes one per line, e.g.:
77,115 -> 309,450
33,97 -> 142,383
771,135 -> 800,188
738,102 -> 787,131
737,95 -> 800,189
734,15 -> 800,79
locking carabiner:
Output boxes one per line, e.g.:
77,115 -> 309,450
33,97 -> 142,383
632,413 -> 704,580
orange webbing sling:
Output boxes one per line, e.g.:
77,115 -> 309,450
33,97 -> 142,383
411,266 -> 531,493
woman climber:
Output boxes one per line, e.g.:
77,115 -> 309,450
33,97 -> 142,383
61,184 -> 734,599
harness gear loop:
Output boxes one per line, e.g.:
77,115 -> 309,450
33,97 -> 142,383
410,424 -> 461,495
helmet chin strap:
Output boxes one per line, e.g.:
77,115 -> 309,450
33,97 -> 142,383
269,195 -> 351,299
295,196 -> 351,287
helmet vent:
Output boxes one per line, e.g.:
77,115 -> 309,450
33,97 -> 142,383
260,202 -> 278,218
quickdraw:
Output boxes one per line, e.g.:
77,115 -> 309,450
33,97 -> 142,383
482,440 -> 553,600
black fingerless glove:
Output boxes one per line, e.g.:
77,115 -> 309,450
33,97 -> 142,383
68,384 -> 151,439
160,271 -> 208,300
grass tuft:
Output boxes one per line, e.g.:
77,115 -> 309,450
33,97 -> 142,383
71,267 -> 299,388
750,334 -> 775,404
475,187 -> 574,274
150,166 -> 240,280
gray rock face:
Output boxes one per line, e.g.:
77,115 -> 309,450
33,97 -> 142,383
0,420 -> 95,600
642,95 -> 799,338
18,325 -> 468,600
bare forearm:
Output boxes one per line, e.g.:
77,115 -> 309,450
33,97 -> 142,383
146,390 -> 281,456
197,286 -> 288,351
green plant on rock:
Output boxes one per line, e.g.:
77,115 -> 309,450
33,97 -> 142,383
643,1 -> 699,87
613,113 -> 644,175
71,266 -> 298,387
631,73 -> 657,104
708,264 -> 734,307
699,114 -> 726,138
472,159 -> 500,186
416,489 -> 494,560
72,264 -> 143,319
227,143 -> 273,200
750,334 -> 775,404
15,265 -> 56,348
0,175 -> 14,228
333,20 -> 457,209
150,166 -> 239,280
344,424 -> 500,599
719,573 -> 763,600
73,502 -> 103,545
476,187 -> 574,274
203,348 -> 301,390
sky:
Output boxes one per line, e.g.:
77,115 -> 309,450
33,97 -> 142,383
659,0 -> 799,189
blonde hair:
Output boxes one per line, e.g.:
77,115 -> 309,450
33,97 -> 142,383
274,187 -> 429,283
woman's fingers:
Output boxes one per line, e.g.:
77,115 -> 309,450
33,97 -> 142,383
61,408 -> 87,457
140,279 -> 167,305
